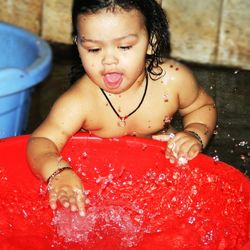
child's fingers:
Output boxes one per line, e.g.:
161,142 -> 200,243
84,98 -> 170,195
76,192 -> 86,216
152,134 -> 169,141
72,187 -> 86,216
56,187 -> 72,208
174,140 -> 200,161
49,191 -> 58,210
152,132 -> 175,142
186,144 -> 201,160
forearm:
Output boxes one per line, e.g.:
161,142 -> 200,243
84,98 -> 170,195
182,104 -> 217,148
27,137 -> 70,182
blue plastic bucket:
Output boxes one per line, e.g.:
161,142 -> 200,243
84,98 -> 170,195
0,22 -> 52,138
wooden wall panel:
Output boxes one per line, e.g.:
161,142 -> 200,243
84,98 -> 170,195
0,0 -> 42,33
217,0 -> 250,68
162,0 -> 221,65
41,0 -> 73,44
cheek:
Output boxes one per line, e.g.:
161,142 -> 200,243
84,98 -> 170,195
80,54 -> 99,71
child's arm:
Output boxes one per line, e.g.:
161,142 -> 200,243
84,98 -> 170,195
154,63 -> 216,162
27,87 -> 88,216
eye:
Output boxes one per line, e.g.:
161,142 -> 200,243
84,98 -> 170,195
88,48 -> 101,53
119,45 -> 132,51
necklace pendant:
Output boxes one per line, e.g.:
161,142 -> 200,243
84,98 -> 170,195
118,118 -> 126,127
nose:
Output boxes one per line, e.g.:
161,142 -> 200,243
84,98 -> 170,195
102,49 -> 118,65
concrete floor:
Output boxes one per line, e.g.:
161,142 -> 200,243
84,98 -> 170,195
25,43 -> 250,176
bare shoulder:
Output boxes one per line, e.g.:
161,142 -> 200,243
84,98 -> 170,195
160,59 -> 197,87
159,60 -> 201,108
32,76 -> 92,141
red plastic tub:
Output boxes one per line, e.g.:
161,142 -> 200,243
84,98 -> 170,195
0,133 -> 249,250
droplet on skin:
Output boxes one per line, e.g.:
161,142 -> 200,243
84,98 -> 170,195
163,94 -> 169,102
169,133 -> 175,139
177,156 -> 188,166
132,131 -> 137,136
163,115 -> 171,124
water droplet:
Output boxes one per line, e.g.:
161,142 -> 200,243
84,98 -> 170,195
239,141 -> 248,147
240,154 -> 246,160
213,155 -> 220,162
177,156 -> 188,166
191,185 -> 198,195
172,172 -> 179,179
163,94 -> 169,102
22,209 -> 28,218
188,216 -> 196,224
163,115 -> 171,124
158,173 -> 166,181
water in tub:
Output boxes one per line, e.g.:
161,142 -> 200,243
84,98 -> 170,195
0,146 -> 249,249
50,153 -> 248,249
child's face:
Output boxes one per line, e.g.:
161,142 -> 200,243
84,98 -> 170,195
76,7 -> 149,94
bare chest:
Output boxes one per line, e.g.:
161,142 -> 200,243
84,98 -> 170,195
83,87 -> 178,138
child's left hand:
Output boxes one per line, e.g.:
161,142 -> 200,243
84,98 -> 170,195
152,131 -> 202,164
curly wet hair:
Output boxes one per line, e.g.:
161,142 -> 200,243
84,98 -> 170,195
70,0 -> 171,84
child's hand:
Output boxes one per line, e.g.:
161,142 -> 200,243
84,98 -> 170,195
152,131 -> 202,163
48,168 -> 88,216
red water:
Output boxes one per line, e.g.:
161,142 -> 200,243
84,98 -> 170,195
0,133 -> 249,249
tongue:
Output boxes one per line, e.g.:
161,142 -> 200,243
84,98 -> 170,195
104,73 -> 122,84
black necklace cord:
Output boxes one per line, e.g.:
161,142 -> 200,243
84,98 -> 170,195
100,72 -> 148,121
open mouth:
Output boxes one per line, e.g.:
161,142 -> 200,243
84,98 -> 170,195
103,73 -> 123,89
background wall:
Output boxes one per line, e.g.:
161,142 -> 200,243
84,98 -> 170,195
0,0 -> 249,69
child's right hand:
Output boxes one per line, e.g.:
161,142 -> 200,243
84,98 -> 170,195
152,130 -> 202,164
48,168 -> 87,216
